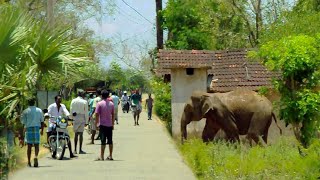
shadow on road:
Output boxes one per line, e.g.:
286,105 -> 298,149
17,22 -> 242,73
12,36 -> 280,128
36,165 -> 53,168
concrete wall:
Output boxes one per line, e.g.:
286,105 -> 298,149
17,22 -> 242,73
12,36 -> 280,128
37,90 -> 59,110
171,68 -> 208,139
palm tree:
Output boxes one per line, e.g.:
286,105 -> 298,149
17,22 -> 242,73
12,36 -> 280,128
0,4 -> 90,118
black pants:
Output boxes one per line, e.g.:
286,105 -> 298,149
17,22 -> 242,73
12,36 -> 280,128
99,126 -> 113,145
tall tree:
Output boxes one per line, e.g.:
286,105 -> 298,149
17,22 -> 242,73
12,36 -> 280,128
163,0 -> 249,50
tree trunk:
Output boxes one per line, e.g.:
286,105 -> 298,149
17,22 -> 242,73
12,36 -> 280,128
255,0 -> 262,43
155,0 -> 163,49
46,0 -> 55,27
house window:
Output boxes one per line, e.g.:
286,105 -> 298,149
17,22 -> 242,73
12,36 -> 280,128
186,68 -> 194,75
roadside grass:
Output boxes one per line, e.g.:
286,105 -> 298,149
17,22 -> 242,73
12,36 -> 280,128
178,137 -> 320,179
9,126 -> 75,173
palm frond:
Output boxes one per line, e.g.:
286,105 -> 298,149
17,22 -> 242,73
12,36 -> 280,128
0,92 -> 18,102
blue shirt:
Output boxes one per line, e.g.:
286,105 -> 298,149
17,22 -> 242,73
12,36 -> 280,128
88,98 -> 94,116
20,106 -> 44,128
111,95 -> 120,109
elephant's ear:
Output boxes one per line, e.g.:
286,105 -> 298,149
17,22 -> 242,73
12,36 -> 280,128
201,95 -> 214,115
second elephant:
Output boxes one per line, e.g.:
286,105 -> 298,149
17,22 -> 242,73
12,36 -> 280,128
181,89 -> 282,144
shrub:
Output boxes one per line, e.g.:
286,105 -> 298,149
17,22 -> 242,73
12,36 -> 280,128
152,78 -> 172,134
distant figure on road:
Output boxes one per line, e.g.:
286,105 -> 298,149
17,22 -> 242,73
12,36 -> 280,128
88,93 -> 94,120
90,88 -> 102,143
130,90 -> 142,126
95,90 -> 115,161
70,90 -> 88,154
21,97 -> 44,167
111,92 -> 120,124
121,91 -> 130,113
145,94 -> 154,120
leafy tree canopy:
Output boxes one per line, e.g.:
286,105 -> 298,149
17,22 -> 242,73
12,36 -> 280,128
253,34 -> 320,147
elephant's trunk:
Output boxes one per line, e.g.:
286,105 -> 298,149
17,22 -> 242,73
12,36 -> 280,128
181,112 -> 189,144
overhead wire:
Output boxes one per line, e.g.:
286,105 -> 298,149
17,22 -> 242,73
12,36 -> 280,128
114,3 -> 144,24
120,0 -> 154,25
111,27 -> 155,46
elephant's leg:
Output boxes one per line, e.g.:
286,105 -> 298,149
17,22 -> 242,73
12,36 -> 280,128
247,112 -> 271,146
246,133 -> 260,146
262,118 -> 272,144
202,118 -> 220,142
219,120 -> 240,142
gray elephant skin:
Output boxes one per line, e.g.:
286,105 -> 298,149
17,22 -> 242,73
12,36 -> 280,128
181,89 -> 282,144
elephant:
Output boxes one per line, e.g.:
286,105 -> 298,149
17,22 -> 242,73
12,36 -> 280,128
181,89 -> 282,145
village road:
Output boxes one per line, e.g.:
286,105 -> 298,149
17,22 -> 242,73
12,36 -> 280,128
10,107 -> 196,180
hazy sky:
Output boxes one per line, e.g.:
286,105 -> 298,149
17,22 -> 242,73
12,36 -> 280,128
85,0 -> 168,69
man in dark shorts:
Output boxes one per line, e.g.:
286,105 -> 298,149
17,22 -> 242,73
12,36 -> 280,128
95,90 -> 115,161
130,90 -> 142,126
20,97 -> 44,167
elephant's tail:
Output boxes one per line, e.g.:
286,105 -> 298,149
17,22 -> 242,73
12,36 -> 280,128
272,112 -> 282,135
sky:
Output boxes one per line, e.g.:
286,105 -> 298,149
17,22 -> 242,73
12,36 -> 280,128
85,0 -> 168,69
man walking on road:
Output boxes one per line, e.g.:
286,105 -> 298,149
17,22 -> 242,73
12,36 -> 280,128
70,90 -> 88,154
95,90 -> 115,161
21,97 -> 44,167
111,92 -> 120,124
145,93 -> 154,120
130,90 -> 142,126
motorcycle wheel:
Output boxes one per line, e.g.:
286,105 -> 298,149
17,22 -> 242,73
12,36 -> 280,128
56,139 -> 66,160
50,138 -> 57,158
51,150 -> 56,158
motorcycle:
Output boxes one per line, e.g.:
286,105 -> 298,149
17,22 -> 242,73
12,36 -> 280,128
122,99 -> 130,113
45,114 -> 72,160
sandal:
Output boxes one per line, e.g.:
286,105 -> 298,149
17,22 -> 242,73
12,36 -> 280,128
94,157 -> 104,161
106,156 -> 113,161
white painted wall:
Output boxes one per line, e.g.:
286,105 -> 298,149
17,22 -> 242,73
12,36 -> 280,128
171,68 -> 207,139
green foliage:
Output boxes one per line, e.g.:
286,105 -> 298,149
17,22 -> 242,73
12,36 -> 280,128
106,61 -> 151,91
152,78 -> 172,133
257,86 -> 269,96
162,0 -> 248,50
162,0 -> 211,50
0,137 -> 9,180
179,138 -> 320,179
254,35 -> 320,147
260,0 -> 320,44
0,4 -> 93,117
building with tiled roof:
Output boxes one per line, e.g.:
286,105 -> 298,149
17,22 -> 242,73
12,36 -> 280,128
157,49 -> 278,92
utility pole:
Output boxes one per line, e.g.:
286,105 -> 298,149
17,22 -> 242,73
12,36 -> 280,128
155,0 -> 163,49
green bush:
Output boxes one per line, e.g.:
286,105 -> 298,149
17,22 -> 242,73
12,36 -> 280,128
0,137 -> 14,180
152,78 -> 172,134
179,138 -> 320,179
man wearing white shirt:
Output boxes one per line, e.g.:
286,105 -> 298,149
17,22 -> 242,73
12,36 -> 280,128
111,92 -> 120,124
47,95 -> 77,158
70,90 -> 88,154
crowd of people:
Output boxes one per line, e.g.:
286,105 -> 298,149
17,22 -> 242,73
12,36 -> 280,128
20,88 -> 154,167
